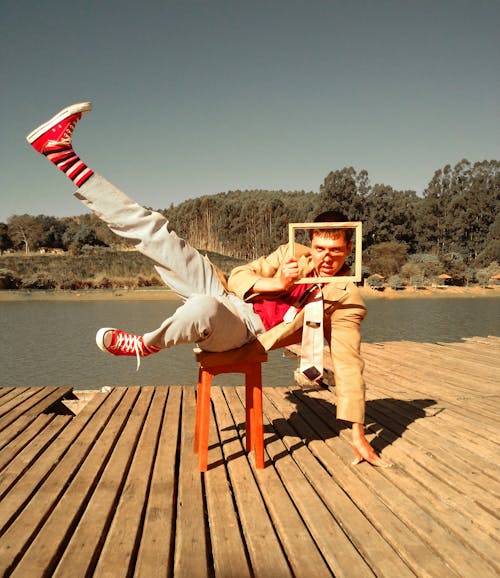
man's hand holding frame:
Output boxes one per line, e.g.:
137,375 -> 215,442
288,221 -> 363,284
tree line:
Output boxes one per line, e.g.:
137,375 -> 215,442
1,159 -> 499,286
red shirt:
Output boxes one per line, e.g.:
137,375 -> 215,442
252,282 -> 314,331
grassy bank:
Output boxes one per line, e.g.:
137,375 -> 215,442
1,249 -> 498,301
0,284 -> 498,303
0,249 -> 244,290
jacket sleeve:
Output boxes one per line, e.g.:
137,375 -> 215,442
325,283 -> 367,424
227,244 -> 289,299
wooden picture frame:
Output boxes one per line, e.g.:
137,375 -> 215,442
288,221 -> 363,284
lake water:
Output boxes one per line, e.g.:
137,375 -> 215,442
1,297 -> 498,389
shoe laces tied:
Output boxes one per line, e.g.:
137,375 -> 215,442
114,331 -> 147,370
48,117 -> 79,148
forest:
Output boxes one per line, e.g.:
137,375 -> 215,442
1,159 -> 499,289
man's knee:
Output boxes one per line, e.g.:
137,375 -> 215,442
173,295 -> 227,340
182,295 -> 223,322
183,295 -> 249,351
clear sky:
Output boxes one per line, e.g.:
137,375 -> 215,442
1,0 -> 498,222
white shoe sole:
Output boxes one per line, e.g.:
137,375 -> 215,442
96,327 -> 115,353
26,101 -> 93,144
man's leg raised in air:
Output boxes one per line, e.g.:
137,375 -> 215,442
27,102 -> 224,299
27,102 -> 264,365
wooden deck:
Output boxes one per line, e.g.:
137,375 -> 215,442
0,337 -> 498,577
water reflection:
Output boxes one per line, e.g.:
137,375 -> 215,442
362,296 -> 499,342
0,297 -> 498,389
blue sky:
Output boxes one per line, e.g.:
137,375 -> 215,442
1,0 -> 498,222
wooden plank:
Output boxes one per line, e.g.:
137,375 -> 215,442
365,416 -> 500,556
0,415 -> 46,451
363,375 -> 500,444
210,386 -> 293,578
0,387 -> 73,436
25,386 -> 74,416
0,387 -> 34,406
302,389 -> 500,578
363,353 -> 497,407
372,341 -> 497,386
362,346 -> 485,396
0,415 -> 72,498
335,374 -> 500,503
217,386 -> 334,578
362,348 -> 499,421
0,387 -> 31,407
362,395 -> 500,498
44,387 -> 151,578
374,391 -> 500,462
0,387 -> 18,400
173,386 -> 209,578
0,389 -> 113,534
0,414 -> 53,467
0,333 -> 496,578
364,374 -> 498,429
281,388 -> 458,577
360,408 -> 500,569
363,385 -> 500,467
361,393 -> 500,516
429,342 -> 499,367
230,385 -> 374,578
362,344 -> 498,397
0,387 -> 42,421
204,388 -> 253,578
134,387 -> 182,578
0,389 -> 125,575
421,404 -> 500,450
262,387 -> 413,578
94,387 -> 169,577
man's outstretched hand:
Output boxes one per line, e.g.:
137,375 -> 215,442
351,422 -> 392,467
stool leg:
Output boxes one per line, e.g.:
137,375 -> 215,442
245,373 -> 253,452
250,366 -> 265,469
193,366 -> 203,453
197,369 -> 212,472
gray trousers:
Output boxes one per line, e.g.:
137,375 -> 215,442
76,174 -> 265,351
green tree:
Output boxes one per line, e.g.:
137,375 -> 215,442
317,167 -> 362,219
450,160 -> 499,261
39,216 -> 68,249
476,262 -> 500,286
7,214 -> 46,253
63,223 -> 106,253
363,242 -> 408,277
401,261 -> 424,286
388,275 -> 404,289
407,253 -> 442,280
477,211 -> 500,266
418,164 -> 455,254
0,223 -> 12,255
417,159 -> 499,261
439,252 -> 466,280
76,214 -> 118,247
363,185 -> 418,250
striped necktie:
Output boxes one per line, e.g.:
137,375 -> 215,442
299,285 -> 324,382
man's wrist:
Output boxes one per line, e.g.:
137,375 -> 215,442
252,277 -> 286,294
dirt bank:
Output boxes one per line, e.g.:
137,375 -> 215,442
0,285 -> 498,302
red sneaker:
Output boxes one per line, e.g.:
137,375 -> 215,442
96,327 -> 161,369
27,102 -> 92,153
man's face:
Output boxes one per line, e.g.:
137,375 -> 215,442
310,231 -> 352,277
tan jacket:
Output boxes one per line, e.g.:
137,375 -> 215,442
227,243 -> 367,424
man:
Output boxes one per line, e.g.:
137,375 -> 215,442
27,102 -> 388,467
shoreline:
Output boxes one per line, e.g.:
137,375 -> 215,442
0,285 -> 498,302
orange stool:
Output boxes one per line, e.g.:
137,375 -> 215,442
193,347 -> 268,472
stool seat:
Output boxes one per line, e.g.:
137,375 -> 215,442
193,346 -> 268,472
